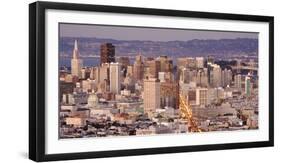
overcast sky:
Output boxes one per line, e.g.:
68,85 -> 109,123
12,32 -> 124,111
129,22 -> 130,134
59,23 -> 258,41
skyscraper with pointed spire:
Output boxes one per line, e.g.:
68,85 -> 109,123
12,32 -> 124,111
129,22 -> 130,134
71,40 -> 83,78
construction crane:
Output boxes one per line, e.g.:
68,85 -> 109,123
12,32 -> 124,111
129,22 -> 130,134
179,94 -> 202,132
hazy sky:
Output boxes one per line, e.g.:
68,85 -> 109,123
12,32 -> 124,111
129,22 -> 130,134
59,23 -> 258,41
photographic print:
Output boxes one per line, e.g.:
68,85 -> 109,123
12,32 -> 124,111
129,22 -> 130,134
29,2 -> 273,161
59,23 -> 259,139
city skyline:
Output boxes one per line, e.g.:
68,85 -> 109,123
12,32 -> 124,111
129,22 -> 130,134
59,24 -> 259,139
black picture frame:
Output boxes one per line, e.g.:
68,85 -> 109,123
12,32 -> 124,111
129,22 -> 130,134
29,1 -> 274,162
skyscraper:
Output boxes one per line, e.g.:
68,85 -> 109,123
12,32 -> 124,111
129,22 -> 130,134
179,68 -> 191,84
196,57 -> 204,69
144,78 -> 160,114
89,67 -> 95,80
207,56 -> 214,64
133,55 -> 144,81
118,57 -> 130,69
160,82 -> 179,109
100,43 -> 115,65
95,63 -> 110,83
222,69 -> 232,87
234,74 -> 242,89
88,92 -> 99,108
110,63 -> 121,94
71,40 -> 83,78
245,76 -> 251,96
146,59 -> 161,78
196,68 -> 208,87
209,63 -> 222,87
196,88 -> 208,106
157,55 -> 173,72
126,65 -> 134,77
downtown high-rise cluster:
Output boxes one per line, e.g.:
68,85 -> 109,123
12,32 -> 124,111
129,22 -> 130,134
59,40 -> 259,138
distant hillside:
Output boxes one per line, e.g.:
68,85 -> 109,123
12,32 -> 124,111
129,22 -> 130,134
59,37 -> 258,58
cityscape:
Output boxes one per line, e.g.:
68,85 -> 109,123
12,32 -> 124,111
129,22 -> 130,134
59,24 -> 259,139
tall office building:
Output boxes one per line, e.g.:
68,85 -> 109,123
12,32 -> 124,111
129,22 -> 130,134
71,40 -> 83,78
186,57 -> 196,69
118,57 -> 130,68
147,59 -> 161,78
196,57 -> 204,69
188,89 -> 197,106
196,68 -> 208,87
88,92 -> 99,108
81,68 -> 86,79
222,69 -> 232,87
144,78 -> 160,114
234,74 -> 242,89
81,79 -> 96,92
177,57 -> 196,70
157,55 -> 173,72
160,82 -> 179,109
95,63 -> 110,83
245,76 -> 251,96
236,59 -> 242,74
177,58 -> 188,69
207,63 -> 212,84
158,72 -> 166,83
207,56 -> 214,64
89,67 -> 95,80
196,88 -> 208,106
126,65 -> 134,77
100,43 -> 115,65
133,55 -> 144,81
110,63 -> 121,94
179,68 -> 191,84
211,64 -> 222,87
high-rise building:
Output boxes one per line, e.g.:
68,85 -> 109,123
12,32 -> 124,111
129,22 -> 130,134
126,65 -> 134,77
196,88 -> 208,106
158,72 -> 166,83
95,63 -> 110,83
81,68 -> 86,79
159,72 -> 174,83
144,78 -> 160,114
222,69 -> 232,87
89,67 -> 95,80
157,55 -> 173,72
210,64 -> 222,87
97,79 -> 109,93
188,89 -> 197,106
196,68 -> 208,87
207,56 -> 214,64
236,59 -> 242,74
100,43 -> 115,65
146,59 -> 160,78
177,57 -> 196,69
179,68 -> 191,84
207,63 -> 212,84
88,92 -> 99,108
234,74 -> 242,89
177,58 -> 188,69
196,69 -> 203,86
71,40 -> 83,78
133,55 -> 144,81
245,76 -> 251,96
186,57 -> 196,69
196,57 -> 204,69
109,63 -> 121,94
118,57 -> 130,69
81,79 -> 97,92
160,82 -> 179,109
